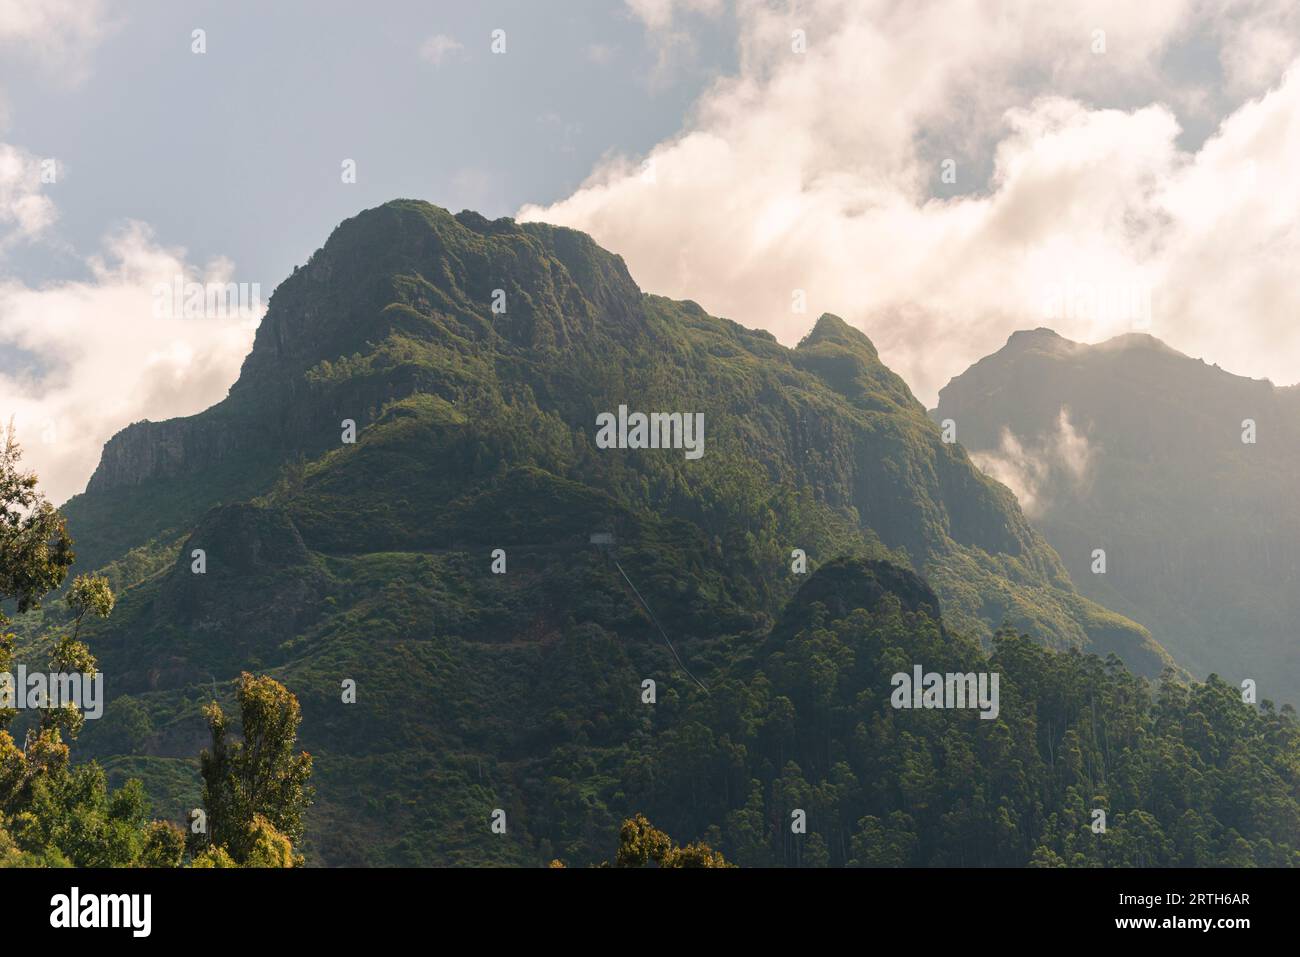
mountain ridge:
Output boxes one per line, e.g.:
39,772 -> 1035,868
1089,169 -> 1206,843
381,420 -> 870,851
935,325 -> 1300,703
40,200 -> 1194,863
65,201 -> 1166,668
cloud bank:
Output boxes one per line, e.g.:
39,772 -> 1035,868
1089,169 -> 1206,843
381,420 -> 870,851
0,225 -> 258,504
0,1 -> 256,505
521,0 -> 1300,405
0,0 -> 115,84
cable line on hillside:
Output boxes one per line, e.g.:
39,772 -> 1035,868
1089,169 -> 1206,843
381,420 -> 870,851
612,558 -> 710,695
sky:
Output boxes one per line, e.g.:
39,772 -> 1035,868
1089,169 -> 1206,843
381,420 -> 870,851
2,0 -> 1299,503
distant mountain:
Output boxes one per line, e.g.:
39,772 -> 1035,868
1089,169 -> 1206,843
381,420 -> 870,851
50,202 -> 1177,864
934,327 -> 1300,704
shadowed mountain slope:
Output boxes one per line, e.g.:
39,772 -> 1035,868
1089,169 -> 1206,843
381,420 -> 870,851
935,327 -> 1300,704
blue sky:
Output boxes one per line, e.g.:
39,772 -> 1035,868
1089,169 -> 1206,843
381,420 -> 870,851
0,0 -> 734,288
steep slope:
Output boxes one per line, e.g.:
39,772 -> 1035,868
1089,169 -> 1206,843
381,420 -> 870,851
54,201 -> 1172,863
65,202 -> 1162,667
934,327 -> 1300,704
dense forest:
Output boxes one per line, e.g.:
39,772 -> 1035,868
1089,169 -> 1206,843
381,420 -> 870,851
594,559 -> 1300,867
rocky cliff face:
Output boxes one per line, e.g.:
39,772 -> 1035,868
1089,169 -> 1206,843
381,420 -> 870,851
87,414 -> 244,493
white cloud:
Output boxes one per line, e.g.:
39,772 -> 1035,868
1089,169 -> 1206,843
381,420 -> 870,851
1212,0 -> 1300,94
523,0 -> 1300,403
971,408 -> 1097,517
0,223 -> 259,504
0,143 -> 56,244
418,33 -> 464,67
0,1 -> 239,509
0,1 -> 256,506
0,1 -> 112,239
0,0 -> 114,82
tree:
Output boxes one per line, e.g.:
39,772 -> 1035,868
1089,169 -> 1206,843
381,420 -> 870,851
0,425 -> 73,615
850,812 -> 917,867
197,672 -> 313,866
614,814 -> 733,868
0,425 -> 75,736
0,432 -> 185,868
39,573 -> 113,741
140,820 -> 186,867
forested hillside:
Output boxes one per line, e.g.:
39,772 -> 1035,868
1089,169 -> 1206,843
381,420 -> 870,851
15,201 -> 1290,866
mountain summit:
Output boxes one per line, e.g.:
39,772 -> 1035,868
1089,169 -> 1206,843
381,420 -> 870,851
935,327 -> 1300,702
70,201 -> 1160,663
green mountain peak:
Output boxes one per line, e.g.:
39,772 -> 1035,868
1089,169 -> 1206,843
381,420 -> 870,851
51,202 -> 1183,864
799,313 -> 878,354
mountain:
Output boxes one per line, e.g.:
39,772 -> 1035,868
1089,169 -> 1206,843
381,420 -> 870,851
934,327 -> 1300,705
48,201 -> 1181,864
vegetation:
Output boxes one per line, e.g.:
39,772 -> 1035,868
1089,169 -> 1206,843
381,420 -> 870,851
619,562 -> 1299,867
193,672 -> 312,866
61,201 -> 1167,670
0,430 -> 310,866
612,814 -> 732,868
25,201 -> 1292,867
